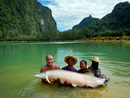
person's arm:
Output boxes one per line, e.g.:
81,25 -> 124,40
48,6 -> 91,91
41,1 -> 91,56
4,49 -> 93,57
64,81 -> 71,86
40,68 -> 43,73
62,66 -> 66,70
73,67 -> 78,72
53,64 -> 60,69
77,69 -> 81,73
55,65 -> 60,69
94,69 -> 101,77
40,67 -> 45,73
40,66 -> 47,83
83,84 -> 88,88
87,69 -> 91,72
40,65 -> 47,73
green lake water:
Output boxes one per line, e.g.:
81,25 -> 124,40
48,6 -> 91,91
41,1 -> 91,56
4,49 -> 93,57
0,41 -> 130,98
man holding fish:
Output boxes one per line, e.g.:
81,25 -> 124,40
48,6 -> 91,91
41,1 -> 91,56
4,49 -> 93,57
62,56 -> 78,72
40,55 -> 60,73
40,55 -> 60,82
38,55 -> 109,88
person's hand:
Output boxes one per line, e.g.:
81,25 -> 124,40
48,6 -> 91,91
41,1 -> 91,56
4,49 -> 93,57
83,84 -> 88,88
48,77 -> 55,83
64,81 -> 71,86
54,78 -> 60,83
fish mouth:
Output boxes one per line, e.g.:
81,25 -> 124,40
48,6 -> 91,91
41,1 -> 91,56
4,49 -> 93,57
34,74 -> 42,79
34,74 -> 39,78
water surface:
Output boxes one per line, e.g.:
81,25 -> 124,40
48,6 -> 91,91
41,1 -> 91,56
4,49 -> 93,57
0,42 -> 130,98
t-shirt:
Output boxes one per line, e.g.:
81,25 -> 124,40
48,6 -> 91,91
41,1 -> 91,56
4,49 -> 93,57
88,66 -> 101,77
62,66 -> 77,72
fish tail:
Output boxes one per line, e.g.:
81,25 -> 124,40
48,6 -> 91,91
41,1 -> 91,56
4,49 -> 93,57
89,78 -> 110,88
104,77 -> 110,85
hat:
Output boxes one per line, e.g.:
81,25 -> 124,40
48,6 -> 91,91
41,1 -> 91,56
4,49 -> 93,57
90,56 -> 100,62
64,56 -> 77,65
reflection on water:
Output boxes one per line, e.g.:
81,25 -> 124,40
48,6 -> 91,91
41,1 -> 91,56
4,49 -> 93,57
0,42 -> 130,98
18,79 -> 38,98
18,79 -> 107,98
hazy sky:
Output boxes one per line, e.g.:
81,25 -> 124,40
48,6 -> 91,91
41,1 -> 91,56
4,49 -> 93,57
37,0 -> 128,31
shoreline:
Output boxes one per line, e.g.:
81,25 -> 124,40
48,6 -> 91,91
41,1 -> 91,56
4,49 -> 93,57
0,40 -> 130,44
0,36 -> 130,44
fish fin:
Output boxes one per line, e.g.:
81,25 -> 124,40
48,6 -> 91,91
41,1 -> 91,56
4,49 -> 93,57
91,83 -> 107,88
91,85 -> 101,88
91,78 -> 110,88
72,84 -> 77,87
104,77 -> 110,84
45,75 -> 51,83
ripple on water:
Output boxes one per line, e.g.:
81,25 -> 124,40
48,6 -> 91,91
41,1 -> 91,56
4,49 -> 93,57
18,79 -> 39,98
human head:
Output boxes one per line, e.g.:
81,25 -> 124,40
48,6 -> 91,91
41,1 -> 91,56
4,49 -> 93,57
89,56 -> 100,70
80,60 -> 87,69
91,61 -> 99,70
46,55 -> 53,66
64,56 -> 77,66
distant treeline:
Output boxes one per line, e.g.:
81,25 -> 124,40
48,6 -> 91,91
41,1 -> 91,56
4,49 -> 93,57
0,0 -> 57,41
0,1 -> 130,41
1,28 -> 130,41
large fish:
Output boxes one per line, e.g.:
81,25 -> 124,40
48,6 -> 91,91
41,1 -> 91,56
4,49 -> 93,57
34,69 -> 108,88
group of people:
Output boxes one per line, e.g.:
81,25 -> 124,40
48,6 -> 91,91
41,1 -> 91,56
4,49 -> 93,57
40,55 -> 105,80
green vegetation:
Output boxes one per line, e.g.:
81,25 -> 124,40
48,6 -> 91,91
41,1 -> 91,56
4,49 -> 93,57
0,0 -> 57,41
87,2 -> 130,33
72,15 -> 99,30
98,29 -> 130,37
62,1 -> 130,41
0,1 -> 130,41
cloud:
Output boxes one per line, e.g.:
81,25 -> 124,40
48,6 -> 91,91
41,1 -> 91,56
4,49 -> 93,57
37,0 -> 128,31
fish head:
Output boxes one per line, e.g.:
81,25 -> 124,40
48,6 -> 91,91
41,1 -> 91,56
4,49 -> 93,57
34,71 -> 48,79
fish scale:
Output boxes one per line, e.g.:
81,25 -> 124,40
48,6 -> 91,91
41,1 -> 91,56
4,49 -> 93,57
34,69 -> 108,88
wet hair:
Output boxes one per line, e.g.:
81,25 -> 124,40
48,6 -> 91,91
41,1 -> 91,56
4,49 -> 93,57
80,60 -> 87,65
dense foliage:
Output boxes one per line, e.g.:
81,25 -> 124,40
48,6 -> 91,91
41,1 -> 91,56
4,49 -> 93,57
72,15 -> 99,30
0,1 -> 130,41
87,2 -> 130,33
0,0 -> 57,40
64,1 -> 130,40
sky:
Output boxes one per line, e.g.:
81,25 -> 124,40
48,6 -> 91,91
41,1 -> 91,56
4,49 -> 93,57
37,0 -> 128,31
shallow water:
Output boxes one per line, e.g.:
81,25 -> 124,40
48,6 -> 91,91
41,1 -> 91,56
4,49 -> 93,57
0,41 -> 130,98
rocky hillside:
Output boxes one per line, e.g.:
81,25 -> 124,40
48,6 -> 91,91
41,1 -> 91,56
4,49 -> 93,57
72,1 -> 130,33
72,15 -> 99,30
0,0 -> 57,39
88,1 -> 130,32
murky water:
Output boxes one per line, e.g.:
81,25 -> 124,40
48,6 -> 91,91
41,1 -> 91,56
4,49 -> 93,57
0,41 -> 130,98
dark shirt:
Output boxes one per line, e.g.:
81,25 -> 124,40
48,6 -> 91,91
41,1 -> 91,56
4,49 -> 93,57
78,68 -> 90,73
62,66 -> 77,72
88,66 -> 101,77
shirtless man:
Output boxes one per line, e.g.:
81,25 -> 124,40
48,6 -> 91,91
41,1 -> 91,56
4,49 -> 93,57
40,55 -> 60,82
40,55 -> 60,72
